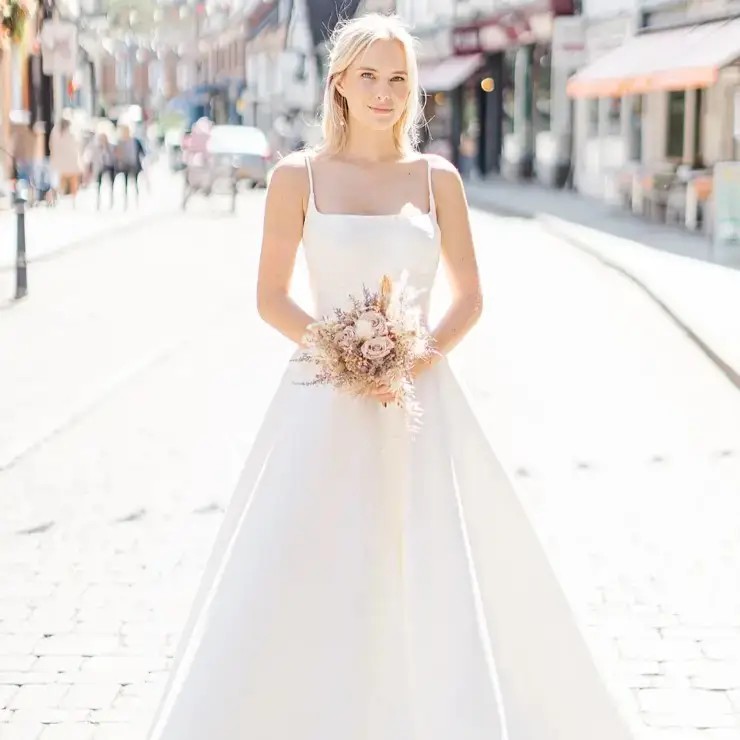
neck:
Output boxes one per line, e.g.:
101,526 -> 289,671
342,122 -> 400,163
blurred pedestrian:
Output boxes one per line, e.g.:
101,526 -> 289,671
49,117 -> 83,206
114,124 -> 144,209
182,117 -> 212,166
87,132 -> 116,210
459,130 -> 477,180
10,111 -> 36,182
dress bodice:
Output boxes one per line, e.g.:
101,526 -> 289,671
301,157 -> 442,318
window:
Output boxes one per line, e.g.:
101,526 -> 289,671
628,95 -> 643,162
502,50 -> 516,137
666,91 -> 685,159
587,99 -> 598,137
693,88 -> 703,167
294,52 -> 307,82
533,47 -> 551,135
734,88 -> 740,160
605,97 -> 621,137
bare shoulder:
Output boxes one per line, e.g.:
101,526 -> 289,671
268,150 -> 311,200
422,153 -> 465,205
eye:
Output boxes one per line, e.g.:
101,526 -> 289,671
361,71 -> 374,79
391,76 -> 407,83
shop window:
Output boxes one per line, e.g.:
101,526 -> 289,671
422,92 -> 453,160
693,88 -> 704,167
587,99 -> 598,137
533,48 -> 551,135
294,53 -> 307,82
605,97 -> 621,137
628,95 -> 643,162
502,50 -> 516,137
666,90 -> 685,159
734,88 -> 740,160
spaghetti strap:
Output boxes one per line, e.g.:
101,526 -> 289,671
426,157 -> 436,217
304,155 -> 314,199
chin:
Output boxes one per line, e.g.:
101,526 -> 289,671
358,113 -> 401,132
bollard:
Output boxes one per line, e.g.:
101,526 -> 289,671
14,180 -> 28,301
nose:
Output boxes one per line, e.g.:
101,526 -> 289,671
375,83 -> 391,102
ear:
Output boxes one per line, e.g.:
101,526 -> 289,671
334,73 -> 346,97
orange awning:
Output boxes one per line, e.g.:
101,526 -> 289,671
567,18 -> 740,98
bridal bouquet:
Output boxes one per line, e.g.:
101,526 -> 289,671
294,273 -> 436,428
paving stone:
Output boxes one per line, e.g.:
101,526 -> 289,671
58,685 -> 120,711
37,724 -> 97,740
9,710 -> 90,724
0,687 -> 19,710
0,722 -> 45,740
30,659 -> 83,674
638,688 -> 732,716
7,685 -> 67,710
691,664 -> 740,690
0,638 -> 40,656
34,636 -> 121,657
0,661 -> 34,674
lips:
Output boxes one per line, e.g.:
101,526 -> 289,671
369,106 -> 393,113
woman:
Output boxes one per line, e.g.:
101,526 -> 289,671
86,132 -> 116,210
146,14 -> 634,740
114,124 -> 143,208
49,117 -> 82,205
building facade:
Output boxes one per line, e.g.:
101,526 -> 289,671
568,0 -> 740,205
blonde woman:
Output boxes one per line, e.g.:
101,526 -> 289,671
146,14 -> 634,740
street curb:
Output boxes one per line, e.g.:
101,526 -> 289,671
466,190 -> 740,392
538,215 -> 740,393
0,207 -> 177,275
466,188 -> 534,221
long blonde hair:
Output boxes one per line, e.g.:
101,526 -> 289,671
319,14 -> 422,156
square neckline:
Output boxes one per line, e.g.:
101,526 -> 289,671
305,155 -> 437,221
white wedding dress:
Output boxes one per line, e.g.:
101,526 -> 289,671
146,159 -> 633,740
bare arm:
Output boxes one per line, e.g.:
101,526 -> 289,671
416,156 -> 483,375
256,155 -> 316,345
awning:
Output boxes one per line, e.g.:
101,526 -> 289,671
418,54 -> 484,93
567,17 -> 740,98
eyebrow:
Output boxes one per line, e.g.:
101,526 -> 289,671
357,66 -> 408,75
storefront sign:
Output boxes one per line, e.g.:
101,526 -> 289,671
552,16 -> 585,69
452,0 -> 572,56
40,20 -> 78,77
713,162 -> 740,247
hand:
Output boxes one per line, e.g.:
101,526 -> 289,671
411,352 -> 439,379
367,383 -> 397,407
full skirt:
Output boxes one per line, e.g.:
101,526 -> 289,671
146,357 -> 633,740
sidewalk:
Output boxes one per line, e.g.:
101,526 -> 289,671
466,176 -> 740,385
0,162 -> 180,273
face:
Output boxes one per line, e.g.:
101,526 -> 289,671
336,38 -> 410,133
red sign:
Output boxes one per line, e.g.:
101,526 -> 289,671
452,0 -> 574,56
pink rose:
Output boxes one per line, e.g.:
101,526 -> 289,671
360,336 -> 394,361
354,311 -> 388,340
333,326 -> 357,349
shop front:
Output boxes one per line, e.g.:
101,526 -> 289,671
418,54 -> 487,172
567,13 -> 740,230
450,0 -> 576,180
567,14 -> 635,200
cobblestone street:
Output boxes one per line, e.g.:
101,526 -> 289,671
1,188 -> 739,739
